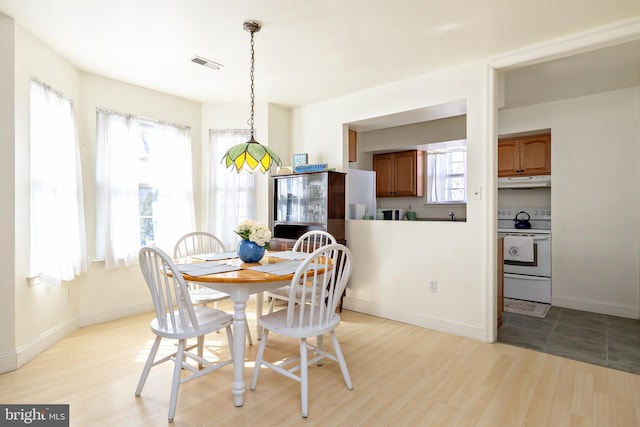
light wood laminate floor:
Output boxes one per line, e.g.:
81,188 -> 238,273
2,301 -> 640,426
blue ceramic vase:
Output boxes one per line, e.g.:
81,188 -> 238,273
237,239 -> 265,263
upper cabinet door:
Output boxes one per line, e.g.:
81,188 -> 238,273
519,134 -> 551,175
373,154 -> 394,197
394,151 -> 421,196
373,150 -> 424,197
348,129 -> 357,163
497,139 -> 519,176
498,133 -> 551,177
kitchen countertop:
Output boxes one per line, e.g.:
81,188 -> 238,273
350,218 -> 467,222
415,218 -> 467,222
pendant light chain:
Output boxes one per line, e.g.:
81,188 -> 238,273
248,28 -> 256,139
222,20 -> 281,173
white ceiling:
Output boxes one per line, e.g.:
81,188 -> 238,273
0,0 -> 639,111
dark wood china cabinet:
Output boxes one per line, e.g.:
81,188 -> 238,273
269,171 -> 346,251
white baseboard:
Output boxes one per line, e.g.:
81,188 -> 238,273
79,301 -> 154,327
0,316 -> 80,374
342,297 -> 489,342
0,352 -> 17,374
552,295 -> 639,319
0,302 -> 154,374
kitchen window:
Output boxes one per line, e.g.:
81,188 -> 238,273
426,143 -> 467,204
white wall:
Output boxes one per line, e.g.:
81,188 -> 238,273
292,61 -> 498,341
76,74 -> 203,326
0,14 -> 16,366
499,87 -> 640,317
498,187 -> 551,209
10,21 -> 83,370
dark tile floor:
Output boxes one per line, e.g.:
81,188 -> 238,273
498,305 -> 640,374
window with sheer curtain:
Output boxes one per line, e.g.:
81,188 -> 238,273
426,147 -> 467,204
209,129 -> 257,249
95,109 -> 195,269
29,78 -> 87,286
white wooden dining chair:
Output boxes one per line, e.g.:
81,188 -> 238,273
250,243 -> 353,418
174,231 -> 252,345
265,230 -> 337,314
136,246 -> 234,423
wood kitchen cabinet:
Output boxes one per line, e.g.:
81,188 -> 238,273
348,129 -> 357,162
498,133 -> 551,177
373,150 -> 425,197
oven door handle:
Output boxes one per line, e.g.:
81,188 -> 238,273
531,235 -> 550,241
504,273 -> 550,281
503,234 -> 550,241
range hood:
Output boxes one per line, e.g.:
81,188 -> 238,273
498,175 -> 551,188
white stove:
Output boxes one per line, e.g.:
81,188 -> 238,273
498,207 -> 551,233
498,207 -> 552,304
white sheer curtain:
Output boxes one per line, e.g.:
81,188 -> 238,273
209,129 -> 256,249
96,110 -> 195,269
152,123 -> 196,250
427,152 -> 449,203
29,79 -> 87,286
95,111 -> 141,268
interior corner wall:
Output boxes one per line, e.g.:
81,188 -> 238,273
0,13 -> 17,372
10,20 -> 82,370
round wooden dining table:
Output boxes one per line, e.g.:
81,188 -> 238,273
180,254 -> 298,407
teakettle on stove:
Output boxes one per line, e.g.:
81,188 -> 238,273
513,211 -> 532,229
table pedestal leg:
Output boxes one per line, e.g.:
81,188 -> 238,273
231,299 -> 248,407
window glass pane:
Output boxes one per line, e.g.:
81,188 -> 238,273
138,185 -> 156,245
138,124 -> 157,245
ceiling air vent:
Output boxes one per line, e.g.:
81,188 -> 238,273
190,55 -> 223,70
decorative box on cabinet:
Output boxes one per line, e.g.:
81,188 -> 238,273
373,150 -> 425,197
270,170 -> 346,250
498,133 -> 551,177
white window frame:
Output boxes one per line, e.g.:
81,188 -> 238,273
426,145 -> 467,205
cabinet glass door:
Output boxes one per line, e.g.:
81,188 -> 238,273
275,173 -> 327,224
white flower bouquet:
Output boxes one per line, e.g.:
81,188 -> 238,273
234,220 -> 272,249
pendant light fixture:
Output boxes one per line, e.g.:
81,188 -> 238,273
223,20 -> 282,173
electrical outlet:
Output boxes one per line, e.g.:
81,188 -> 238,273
429,280 -> 437,293
68,288 -> 74,303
